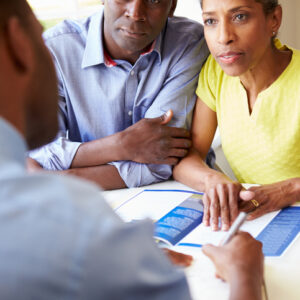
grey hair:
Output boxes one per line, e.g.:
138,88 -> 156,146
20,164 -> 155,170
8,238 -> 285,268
200,0 -> 279,14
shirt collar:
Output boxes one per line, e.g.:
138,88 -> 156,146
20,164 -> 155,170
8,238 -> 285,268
82,7 -> 165,69
81,10 -> 106,69
0,117 -> 27,167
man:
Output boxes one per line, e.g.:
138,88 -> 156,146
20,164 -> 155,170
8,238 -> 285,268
0,0 -> 263,299
28,0 -> 214,190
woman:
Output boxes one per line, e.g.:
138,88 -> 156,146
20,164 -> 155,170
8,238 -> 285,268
174,0 -> 300,231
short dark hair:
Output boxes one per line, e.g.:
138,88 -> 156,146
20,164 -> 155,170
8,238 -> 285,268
0,0 -> 31,30
200,0 -> 279,14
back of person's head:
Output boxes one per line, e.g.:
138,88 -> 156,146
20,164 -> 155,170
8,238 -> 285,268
0,0 -> 59,150
0,0 -> 31,31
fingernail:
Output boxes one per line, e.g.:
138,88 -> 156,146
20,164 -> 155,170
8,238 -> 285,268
222,224 -> 229,231
165,110 -> 171,117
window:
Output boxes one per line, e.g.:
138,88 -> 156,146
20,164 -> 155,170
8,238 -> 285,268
28,0 -> 102,30
28,0 -> 202,31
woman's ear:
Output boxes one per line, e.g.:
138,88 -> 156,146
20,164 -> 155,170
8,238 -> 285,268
4,16 -> 33,75
269,5 -> 282,36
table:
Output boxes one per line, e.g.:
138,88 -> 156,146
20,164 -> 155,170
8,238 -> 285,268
103,181 -> 300,300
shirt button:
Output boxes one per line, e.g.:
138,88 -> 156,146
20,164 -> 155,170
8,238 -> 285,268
130,70 -> 135,76
128,110 -> 133,116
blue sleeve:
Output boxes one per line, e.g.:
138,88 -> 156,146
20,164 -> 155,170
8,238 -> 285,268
29,52 -> 81,170
111,36 -> 211,187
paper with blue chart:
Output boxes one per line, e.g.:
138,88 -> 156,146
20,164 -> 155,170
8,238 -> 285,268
115,189 -> 300,256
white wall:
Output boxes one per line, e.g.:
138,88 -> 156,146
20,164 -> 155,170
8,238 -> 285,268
279,0 -> 300,48
174,0 -> 202,22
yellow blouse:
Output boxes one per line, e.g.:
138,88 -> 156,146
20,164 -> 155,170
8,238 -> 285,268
196,45 -> 300,184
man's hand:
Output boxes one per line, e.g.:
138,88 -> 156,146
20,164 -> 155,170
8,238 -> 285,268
121,110 -> 191,165
202,232 -> 264,300
162,248 -> 193,267
239,178 -> 300,220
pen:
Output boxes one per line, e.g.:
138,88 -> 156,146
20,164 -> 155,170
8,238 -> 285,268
220,211 -> 247,246
220,211 -> 268,300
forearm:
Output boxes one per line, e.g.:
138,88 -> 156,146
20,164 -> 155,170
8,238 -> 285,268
61,164 -> 126,190
174,148 -> 232,191
229,272 -> 262,300
71,131 -> 128,168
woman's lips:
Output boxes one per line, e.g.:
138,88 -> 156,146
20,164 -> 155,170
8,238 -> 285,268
218,52 -> 243,64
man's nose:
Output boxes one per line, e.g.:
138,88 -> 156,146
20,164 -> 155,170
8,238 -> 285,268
125,0 -> 146,21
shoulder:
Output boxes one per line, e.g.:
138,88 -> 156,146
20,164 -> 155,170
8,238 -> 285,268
165,16 -> 204,41
43,12 -> 100,48
167,17 -> 204,38
161,17 -> 208,68
200,54 -> 225,85
289,47 -> 300,70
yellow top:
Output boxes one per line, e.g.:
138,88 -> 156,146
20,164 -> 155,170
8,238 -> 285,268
196,45 -> 300,184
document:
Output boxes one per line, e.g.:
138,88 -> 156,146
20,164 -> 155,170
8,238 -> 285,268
115,189 -> 300,256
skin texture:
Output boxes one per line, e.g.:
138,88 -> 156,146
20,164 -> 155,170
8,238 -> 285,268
162,248 -> 193,267
0,1 -> 264,293
173,0 -> 300,230
103,0 -> 177,64
27,0 -> 193,190
203,232 -> 264,300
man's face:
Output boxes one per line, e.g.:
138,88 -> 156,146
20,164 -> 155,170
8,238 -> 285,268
24,10 -> 58,150
103,0 -> 177,62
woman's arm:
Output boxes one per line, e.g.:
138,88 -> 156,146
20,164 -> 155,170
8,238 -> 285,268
174,98 -> 243,231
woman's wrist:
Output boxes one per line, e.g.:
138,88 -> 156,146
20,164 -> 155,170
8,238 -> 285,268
203,169 -> 235,190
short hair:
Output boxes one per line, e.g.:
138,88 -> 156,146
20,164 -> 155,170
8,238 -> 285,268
200,0 -> 279,14
0,0 -> 31,30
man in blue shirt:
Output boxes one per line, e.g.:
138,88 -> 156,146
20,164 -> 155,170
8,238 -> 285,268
28,0 -> 213,189
0,1 -> 264,299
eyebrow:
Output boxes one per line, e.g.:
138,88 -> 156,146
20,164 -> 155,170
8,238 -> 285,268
202,5 -> 253,16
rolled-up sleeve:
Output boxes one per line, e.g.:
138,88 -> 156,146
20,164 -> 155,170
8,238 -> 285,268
29,53 -> 81,170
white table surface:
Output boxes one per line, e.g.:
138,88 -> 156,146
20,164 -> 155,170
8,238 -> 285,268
103,181 -> 300,300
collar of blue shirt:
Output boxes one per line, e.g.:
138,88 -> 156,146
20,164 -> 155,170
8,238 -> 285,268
81,8 -> 163,69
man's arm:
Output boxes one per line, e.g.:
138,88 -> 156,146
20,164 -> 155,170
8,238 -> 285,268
202,232 -> 264,300
71,110 -> 191,168
29,23 -> 209,188
62,164 -> 126,190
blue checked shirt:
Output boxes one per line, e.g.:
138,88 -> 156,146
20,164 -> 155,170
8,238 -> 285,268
0,118 -> 191,299
30,8 -> 212,187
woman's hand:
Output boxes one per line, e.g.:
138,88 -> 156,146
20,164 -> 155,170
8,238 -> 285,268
203,174 -> 243,231
239,178 -> 300,220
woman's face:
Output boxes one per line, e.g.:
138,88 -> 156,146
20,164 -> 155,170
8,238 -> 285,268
202,0 -> 277,76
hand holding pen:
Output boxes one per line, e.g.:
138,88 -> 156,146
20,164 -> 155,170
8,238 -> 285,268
202,213 -> 266,300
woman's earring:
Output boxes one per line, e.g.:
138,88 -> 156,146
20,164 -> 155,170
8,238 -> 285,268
272,31 -> 276,36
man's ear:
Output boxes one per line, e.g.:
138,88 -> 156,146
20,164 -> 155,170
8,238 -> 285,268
168,0 -> 178,18
4,16 -> 33,75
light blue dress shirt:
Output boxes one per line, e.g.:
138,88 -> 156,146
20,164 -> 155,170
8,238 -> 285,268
0,117 -> 191,299
30,8 -> 211,187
